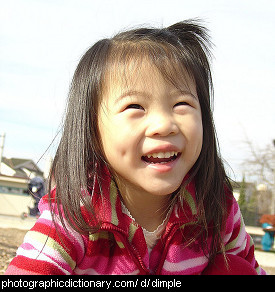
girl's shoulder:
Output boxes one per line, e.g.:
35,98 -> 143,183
39,187 -> 57,207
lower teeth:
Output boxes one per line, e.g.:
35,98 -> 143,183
142,153 -> 180,164
148,156 -> 176,164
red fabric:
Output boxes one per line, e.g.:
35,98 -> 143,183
202,254 -> 258,275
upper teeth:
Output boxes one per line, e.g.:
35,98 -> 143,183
146,151 -> 178,159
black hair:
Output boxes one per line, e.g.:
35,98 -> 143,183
49,19 -> 232,264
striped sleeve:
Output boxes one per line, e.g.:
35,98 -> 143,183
5,205 -> 86,275
223,197 -> 266,275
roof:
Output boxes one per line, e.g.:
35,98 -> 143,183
1,157 -> 43,179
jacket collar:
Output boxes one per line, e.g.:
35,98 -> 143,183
89,166 -> 199,235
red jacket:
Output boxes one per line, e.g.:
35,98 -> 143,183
6,173 -> 265,275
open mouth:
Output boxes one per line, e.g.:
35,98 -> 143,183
141,151 -> 181,164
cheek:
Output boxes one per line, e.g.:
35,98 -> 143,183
195,121 -> 203,148
98,117 -> 129,164
185,118 -> 203,157
98,114 -> 114,161
195,123 -> 203,156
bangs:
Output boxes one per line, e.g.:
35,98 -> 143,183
103,38 -> 196,95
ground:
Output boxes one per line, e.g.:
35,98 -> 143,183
1,227 -> 274,275
0,228 -> 27,274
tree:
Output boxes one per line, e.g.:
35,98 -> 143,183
238,175 -> 246,212
242,139 -> 274,190
237,175 -> 259,225
242,139 -> 275,214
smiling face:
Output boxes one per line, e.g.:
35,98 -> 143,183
98,61 -> 203,200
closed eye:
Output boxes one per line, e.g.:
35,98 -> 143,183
174,102 -> 190,107
126,104 -> 144,110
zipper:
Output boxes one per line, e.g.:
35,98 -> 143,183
154,218 -> 198,274
154,222 -> 182,274
100,223 -> 150,275
100,220 -> 197,275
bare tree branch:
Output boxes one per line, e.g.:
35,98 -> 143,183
241,139 -> 274,189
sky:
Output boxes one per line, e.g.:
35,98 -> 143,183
0,0 -> 275,181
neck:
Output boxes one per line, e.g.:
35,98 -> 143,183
115,178 -> 172,232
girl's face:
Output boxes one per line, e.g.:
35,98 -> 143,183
98,62 -> 203,198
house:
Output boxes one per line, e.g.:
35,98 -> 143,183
0,157 -> 44,216
1,157 -> 43,179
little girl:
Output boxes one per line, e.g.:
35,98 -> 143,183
6,19 -> 265,275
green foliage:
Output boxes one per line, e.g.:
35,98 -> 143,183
238,175 -> 246,212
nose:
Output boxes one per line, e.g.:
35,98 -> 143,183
145,111 -> 179,137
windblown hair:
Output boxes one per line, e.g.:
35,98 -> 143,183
49,19 -> 232,263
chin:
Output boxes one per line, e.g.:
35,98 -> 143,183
145,181 -> 182,196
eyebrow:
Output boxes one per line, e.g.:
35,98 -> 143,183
116,89 -> 198,103
171,89 -> 198,101
116,90 -> 152,103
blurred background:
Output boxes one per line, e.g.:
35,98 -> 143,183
0,0 -> 275,221
0,0 -> 275,274
0,0 -> 274,177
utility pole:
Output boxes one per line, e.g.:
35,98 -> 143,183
0,133 -> 5,174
